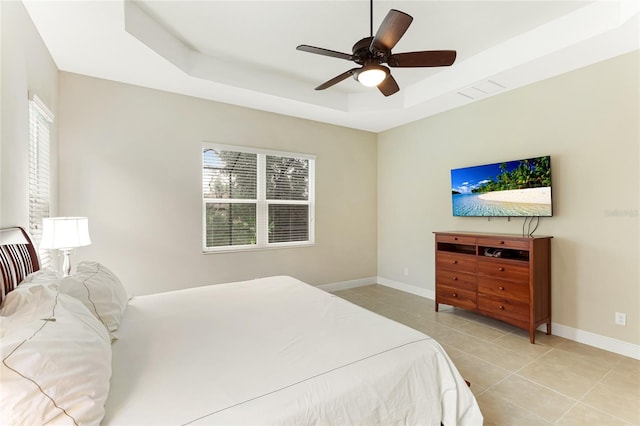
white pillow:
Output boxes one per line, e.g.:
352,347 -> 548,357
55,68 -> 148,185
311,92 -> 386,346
0,270 -> 63,317
0,272 -> 60,318
59,261 -> 129,339
20,268 -> 62,286
0,285 -> 111,426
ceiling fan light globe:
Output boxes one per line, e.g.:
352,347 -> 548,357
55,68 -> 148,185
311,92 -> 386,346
357,67 -> 387,87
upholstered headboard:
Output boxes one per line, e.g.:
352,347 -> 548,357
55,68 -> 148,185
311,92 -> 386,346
0,227 -> 40,304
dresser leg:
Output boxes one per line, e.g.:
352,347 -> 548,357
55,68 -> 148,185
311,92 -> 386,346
546,322 -> 552,335
529,329 -> 535,344
435,302 -> 439,312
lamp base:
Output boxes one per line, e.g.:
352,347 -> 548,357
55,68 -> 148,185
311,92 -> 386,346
61,248 -> 73,277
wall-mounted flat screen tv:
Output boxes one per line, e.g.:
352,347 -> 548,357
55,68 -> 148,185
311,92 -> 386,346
451,155 -> 552,217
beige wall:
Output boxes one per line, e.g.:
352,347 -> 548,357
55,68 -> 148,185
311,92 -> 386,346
378,51 -> 640,346
58,73 -> 378,295
0,0 -> 59,228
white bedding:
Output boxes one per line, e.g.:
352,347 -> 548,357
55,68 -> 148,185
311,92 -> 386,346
104,276 -> 482,425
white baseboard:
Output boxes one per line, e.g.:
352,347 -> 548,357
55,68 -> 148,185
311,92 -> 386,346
376,276 -> 435,300
376,277 -> 640,360
316,276 -> 377,292
545,323 -> 640,360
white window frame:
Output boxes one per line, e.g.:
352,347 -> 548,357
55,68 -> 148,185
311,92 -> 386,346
202,143 -> 315,253
28,94 -> 54,268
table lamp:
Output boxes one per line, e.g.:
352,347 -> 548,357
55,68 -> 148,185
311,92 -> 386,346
40,217 -> 91,276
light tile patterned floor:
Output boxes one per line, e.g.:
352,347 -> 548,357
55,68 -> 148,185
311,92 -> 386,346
333,284 -> 640,426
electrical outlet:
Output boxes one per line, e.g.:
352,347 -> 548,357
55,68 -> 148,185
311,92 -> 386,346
615,312 -> 627,326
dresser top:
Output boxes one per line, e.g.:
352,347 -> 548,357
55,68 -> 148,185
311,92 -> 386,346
434,231 -> 553,240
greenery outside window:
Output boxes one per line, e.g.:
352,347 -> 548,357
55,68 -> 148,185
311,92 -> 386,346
202,143 -> 315,252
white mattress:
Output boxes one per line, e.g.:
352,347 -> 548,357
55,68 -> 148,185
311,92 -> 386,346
104,276 -> 482,425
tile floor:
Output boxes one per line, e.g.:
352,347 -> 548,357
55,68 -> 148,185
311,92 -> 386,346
333,284 -> 640,426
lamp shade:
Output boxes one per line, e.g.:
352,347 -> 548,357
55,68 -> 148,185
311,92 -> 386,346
355,64 -> 388,87
40,217 -> 91,250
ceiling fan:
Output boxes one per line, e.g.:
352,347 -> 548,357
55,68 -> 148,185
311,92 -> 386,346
296,1 -> 457,96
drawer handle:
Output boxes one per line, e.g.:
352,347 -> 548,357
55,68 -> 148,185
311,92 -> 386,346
452,293 -> 458,298
453,276 -> 458,281
452,260 -> 458,264
498,267 -> 505,271
499,286 -> 505,291
454,237 -> 458,241
499,241 -> 505,245
499,305 -> 505,310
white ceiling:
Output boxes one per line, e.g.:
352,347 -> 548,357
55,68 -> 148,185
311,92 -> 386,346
22,0 -> 639,132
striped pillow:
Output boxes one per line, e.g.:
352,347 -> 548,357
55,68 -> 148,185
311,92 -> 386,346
0,243 -> 38,304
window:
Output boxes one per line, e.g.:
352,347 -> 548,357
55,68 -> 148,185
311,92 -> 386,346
202,143 -> 315,252
28,95 -> 54,267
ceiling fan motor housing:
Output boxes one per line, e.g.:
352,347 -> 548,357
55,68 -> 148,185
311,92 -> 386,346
352,37 -> 389,65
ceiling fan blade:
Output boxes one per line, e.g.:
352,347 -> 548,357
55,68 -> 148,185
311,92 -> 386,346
370,9 -> 413,53
315,68 -> 359,90
387,50 -> 457,67
377,74 -> 400,97
297,45 -> 353,61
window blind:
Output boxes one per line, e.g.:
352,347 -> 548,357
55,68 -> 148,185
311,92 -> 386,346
203,149 -> 258,248
202,144 -> 315,252
203,150 -> 257,200
266,155 -> 310,243
29,95 -> 54,268
266,155 -> 309,201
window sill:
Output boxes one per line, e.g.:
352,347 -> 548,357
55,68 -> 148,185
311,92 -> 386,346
202,242 -> 315,254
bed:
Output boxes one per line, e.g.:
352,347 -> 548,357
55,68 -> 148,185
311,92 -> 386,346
0,227 -> 482,425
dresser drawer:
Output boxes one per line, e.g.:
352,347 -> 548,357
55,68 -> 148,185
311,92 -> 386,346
436,270 -> 476,292
478,277 -> 528,303
436,285 -> 477,310
478,295 -> 528,325
478,258 -> 529,282
436,234 -> 477,246
477,237 -> 530,250
437,252 -> 476,273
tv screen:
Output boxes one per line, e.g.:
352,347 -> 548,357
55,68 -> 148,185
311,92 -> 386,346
451,156 -> 552,217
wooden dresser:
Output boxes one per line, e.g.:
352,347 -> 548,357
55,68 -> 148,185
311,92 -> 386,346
434,231 -> 552,343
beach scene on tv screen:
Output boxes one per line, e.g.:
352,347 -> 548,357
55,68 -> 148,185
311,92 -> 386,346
451,156 -> 552,217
